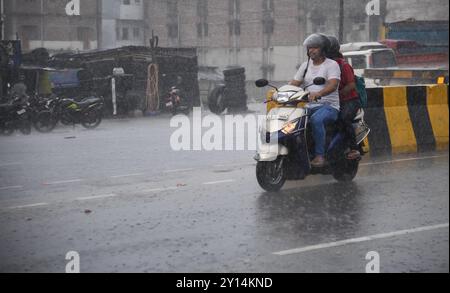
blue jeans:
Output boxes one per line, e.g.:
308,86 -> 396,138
309,105 -> 339,156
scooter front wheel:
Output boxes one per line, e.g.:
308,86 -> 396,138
256,158 -> 286,192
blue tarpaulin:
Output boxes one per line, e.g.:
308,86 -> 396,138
48,69 -> 81,89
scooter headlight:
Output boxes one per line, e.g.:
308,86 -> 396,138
281,120 -> 299,134
276,91 -> 297,103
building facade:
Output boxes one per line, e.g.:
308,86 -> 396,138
3,0 -> 100,52
101,0 -> 148,49
145,0 -> 371,81
2,0 -> 148,52
144,0 -> 448,81
2,0 -> 448,81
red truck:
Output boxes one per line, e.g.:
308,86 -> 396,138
380,39 -> 448,69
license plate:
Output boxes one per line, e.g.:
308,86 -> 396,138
17,109 -> 26,115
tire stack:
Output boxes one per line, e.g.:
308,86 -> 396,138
223,66 -> 248,113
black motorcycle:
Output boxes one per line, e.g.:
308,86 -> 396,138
36,95 -> 104,130
28,94 -> 57,133
0,96 -> 32,136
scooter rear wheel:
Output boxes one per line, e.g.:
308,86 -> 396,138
256,158 -> 286,192
332,159 -> 359,182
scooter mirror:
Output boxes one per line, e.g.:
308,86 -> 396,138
313,77 -> 326,86
255,79 -> 269,88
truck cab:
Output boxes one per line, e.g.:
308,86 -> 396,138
343,48 -> 398,86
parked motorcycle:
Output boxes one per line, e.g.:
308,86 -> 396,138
254,78 -> 371,192
0,96 -> 32,136
165,86 -> 190,115
35,95 -> 104,130
28,94 -> 57,133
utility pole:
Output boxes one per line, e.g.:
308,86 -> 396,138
96,0 -> 102,49
338,0 -> 344,43
40,0 -> 44,47
0,0 -> 4,40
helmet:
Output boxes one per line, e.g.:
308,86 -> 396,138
327,35 -> 341,55
303,33 -> 331,55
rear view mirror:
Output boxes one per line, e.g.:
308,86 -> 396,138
255,79 -> 269,88
313,77 -> 326,86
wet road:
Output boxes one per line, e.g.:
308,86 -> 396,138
0,114 -> 448,273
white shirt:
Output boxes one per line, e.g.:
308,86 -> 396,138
294,58 -> 341,111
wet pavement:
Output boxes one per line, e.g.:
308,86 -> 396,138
0,109 -> 448,273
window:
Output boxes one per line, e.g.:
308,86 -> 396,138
346,56 -> 367,70
133,28 -> 141,39
372,51 -> 397,68
122,28 -> 129,40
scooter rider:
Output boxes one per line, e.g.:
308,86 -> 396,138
290,33 -> 341,168
326,36 -> 361,160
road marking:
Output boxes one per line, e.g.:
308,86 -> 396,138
43,179 -> 83,185
361,155 -> 448,167
7,203 -> 49,210
76,194 -> 118,201
273,223 -> 450,256
163,168 -> 195,173
214,163 -> 255,168
203,179 -> 235,185
0,185 -> 23,191
0,162 -> 22,167
142,187 -> 178,193
110,173 -> 144,179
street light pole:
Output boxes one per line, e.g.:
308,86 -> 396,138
96,0 -> 102,49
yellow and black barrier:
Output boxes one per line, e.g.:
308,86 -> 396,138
365,84 -> 449,156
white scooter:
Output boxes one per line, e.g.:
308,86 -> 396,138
254,78 -> 370,192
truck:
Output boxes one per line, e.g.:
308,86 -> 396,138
381,19 -> 449,68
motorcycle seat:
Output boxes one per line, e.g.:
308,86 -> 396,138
74,97 -> 101,108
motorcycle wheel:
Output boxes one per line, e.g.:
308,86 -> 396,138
332,158 -> 359,182
60,114 -> 72,126
1,122 -> 15,136
19,120 -> 32,135
1,127 -> 14,136
34,111 -> 57,133
256,158 -> 286,192
81,109 -> 102,129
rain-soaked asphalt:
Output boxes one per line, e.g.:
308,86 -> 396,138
0,108 -> 448,273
